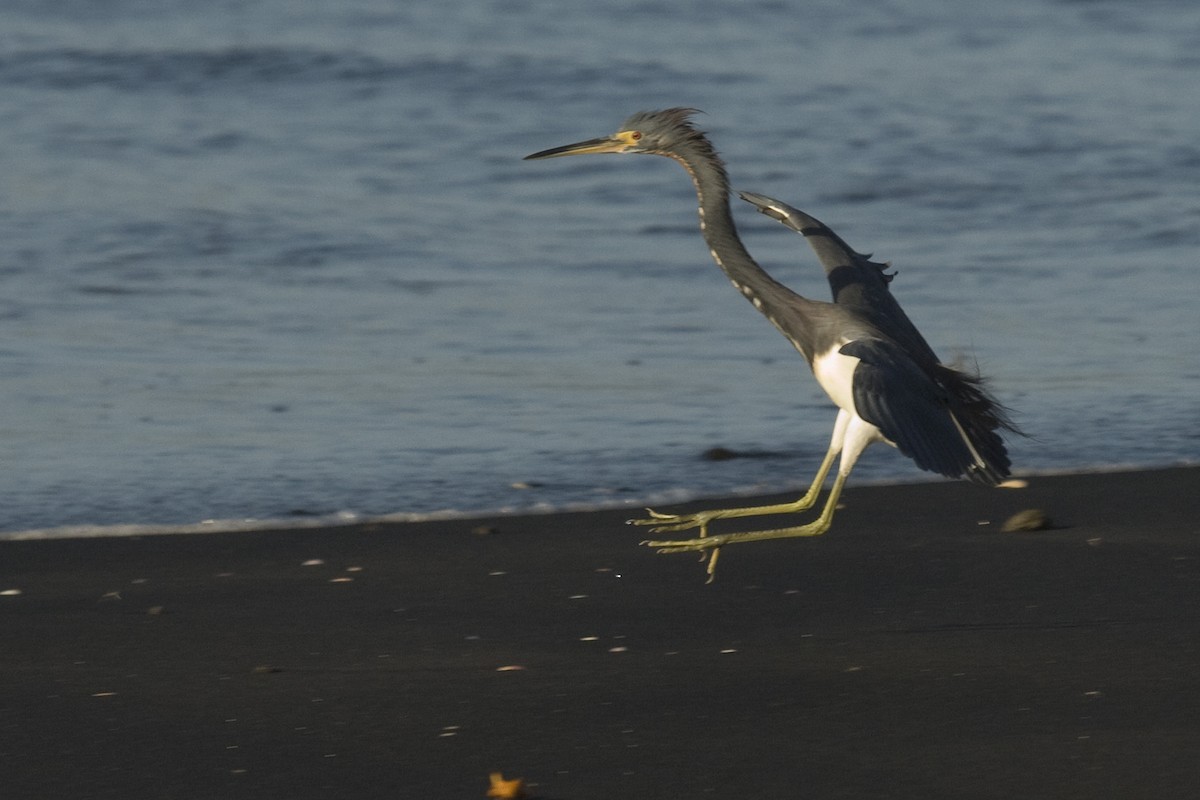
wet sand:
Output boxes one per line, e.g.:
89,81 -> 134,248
2,466 -> 1198,799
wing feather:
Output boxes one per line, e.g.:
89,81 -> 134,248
842,340 -> 1011,485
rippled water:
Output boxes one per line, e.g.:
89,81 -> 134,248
2,0 -> 1198,536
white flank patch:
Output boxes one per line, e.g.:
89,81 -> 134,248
811,345 -> 860,414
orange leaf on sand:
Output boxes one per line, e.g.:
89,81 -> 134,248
486,772 -> 526,799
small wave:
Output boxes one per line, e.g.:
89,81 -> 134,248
0,46 -> 456,93
0,46 -> 709,100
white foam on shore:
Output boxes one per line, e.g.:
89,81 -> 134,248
0,509 -> 458,542
2,462 -> 1192,543
0,490 -> 690,542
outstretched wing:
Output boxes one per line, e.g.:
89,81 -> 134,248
738,191 -> 939,364
739,191 -> 892,289
842,339 -> 1011,485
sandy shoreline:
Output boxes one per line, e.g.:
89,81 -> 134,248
2,466 -> 1198,798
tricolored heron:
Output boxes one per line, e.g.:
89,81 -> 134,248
525,109 -> 1016,580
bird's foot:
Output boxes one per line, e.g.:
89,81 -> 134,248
626,492 -> 824,536
628,508 -> 723,581
639,518 -> 834,582
642,519 -> 832,552
640,531 -> 737,554
626,507 -> 719,536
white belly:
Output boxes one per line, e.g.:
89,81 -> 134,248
811,345 -> 860,415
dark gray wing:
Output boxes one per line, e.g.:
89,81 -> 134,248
738,191 -> 891,290
738,191 -> 939,364
842,339 -> 1011,485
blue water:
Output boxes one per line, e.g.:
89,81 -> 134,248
2,0 -> 1198,537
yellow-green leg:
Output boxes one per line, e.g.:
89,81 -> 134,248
632,409 -> 877,581
627,443 -> 839,537
642,471 -> 849,578
628,444 -> 837,584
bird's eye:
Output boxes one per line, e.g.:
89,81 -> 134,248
631,131 -> 642,140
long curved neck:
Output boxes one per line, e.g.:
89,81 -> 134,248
661,136 -> 826,363
667,140 -> 807,315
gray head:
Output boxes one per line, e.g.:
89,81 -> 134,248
524,108 -> 721,165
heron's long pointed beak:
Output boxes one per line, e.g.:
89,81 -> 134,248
524,134 -> 633,160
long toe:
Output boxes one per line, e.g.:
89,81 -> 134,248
627,509 -> 683,526
640,535 -> 719,552
629,514 -> 698,530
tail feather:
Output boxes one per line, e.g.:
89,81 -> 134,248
936,363 -> 1019,485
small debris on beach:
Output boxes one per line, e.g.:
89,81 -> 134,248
486,772 -> 526,799
1001,508 -> 1052,532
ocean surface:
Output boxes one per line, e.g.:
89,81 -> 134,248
2,0 -> 1197,538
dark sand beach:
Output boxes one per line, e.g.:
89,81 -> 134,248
2,466 -> 1198,799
